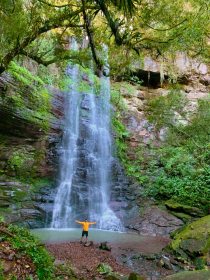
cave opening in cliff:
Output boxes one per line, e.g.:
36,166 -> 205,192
131,69 -> 169,88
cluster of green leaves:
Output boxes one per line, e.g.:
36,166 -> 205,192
142,146 -> 210,209
0,0 -> 209,79
144,93 -> 210,210
97,263 -> 113,275
7,148 -> 35,180
5,224 -> 55,280
8,61 -> 44,85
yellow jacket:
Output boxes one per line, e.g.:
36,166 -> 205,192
75,220 -> 96,231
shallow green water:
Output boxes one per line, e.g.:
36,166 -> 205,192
32,228 -> 147,244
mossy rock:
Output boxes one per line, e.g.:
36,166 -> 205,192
164,270 -> 210,280
128,272 -> 145,280
165,200 -> 204,217
169,215 -> 210,259
169,211 -> 192,222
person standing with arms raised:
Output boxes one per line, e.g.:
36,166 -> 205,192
75,219 -> 96,243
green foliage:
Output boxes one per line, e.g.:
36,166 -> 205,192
128,75 -> 143,85
5,61 -> 52,130
131,91 -> 210,210
7,148 -> 35,179
111,81 -> 135,110
30,177 -> 53,192
0,216 -> 4,223
0,0 -> 209,79
97,263 -> 113,275
194,257 -> 206,270
58,73 -> 72,91
54,263 -> 78,280
145,88 -> 187,129
112,118 -> 129,163
6,224 -> 55,280
8,61 -> 44,86
0,261 -> 4,280
111,84 -> 129,161
143,146 -> 210,209
112,84 -> 210,211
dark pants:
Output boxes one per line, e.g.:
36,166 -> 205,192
82,230 -> 88,237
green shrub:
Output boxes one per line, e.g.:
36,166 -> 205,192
112,84 -> 210,211
7,224 -> 55,280
8,149 -> 35,179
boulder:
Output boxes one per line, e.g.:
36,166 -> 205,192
169,215 -> 210,260
84,241 -> 93,247
99,241 -> 111,251
126,205 -> 183,236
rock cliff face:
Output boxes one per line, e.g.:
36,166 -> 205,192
0,72 -> 64,227
119,55 -> 209,149
110,54 -> 209,236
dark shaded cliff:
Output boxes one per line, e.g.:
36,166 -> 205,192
0,67 -> 64,227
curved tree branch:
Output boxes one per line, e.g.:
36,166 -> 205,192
20,50 -> 83,66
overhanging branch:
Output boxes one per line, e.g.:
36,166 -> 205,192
20,50 -> 83,66
81,0 -> 103,73
0,10 -> 83,74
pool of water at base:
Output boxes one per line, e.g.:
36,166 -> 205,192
31,228 -> 150,244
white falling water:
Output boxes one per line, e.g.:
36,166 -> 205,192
51,44 -> 122,230
51,63 -> 80,228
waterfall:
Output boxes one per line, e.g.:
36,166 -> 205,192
51,63 -> 80,228
51,45 -> 122,231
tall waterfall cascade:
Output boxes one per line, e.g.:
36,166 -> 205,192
51,47 -> 123,231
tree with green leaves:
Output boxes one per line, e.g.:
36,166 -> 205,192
0,0 -> 209,75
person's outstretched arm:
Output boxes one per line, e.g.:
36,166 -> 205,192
75,220 -> 83,224
89,222 -> 96,224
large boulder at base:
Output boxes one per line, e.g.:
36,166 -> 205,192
163,270 -> 210,280
169,215 -> 210,260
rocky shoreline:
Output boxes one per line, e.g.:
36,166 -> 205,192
46,239 -> 172,280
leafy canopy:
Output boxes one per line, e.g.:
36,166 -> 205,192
0,0 -> 209,74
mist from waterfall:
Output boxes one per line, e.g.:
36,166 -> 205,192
51,43 -> 122,231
